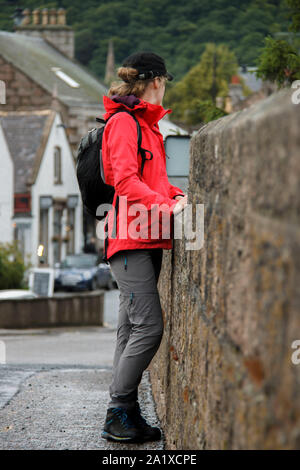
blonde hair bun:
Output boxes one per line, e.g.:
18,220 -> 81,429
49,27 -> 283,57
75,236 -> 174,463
108,65 -> 154,98
117,66 -> 139,83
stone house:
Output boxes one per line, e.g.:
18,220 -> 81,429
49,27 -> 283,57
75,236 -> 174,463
0,7 -> 108,251
0,8 -> 107,154
0,109 -> 83,267
0,7 -> 190,256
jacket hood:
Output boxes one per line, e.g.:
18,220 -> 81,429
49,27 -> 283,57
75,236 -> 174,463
103,94 -> 171,127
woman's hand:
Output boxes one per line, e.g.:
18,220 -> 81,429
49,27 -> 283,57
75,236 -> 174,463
173,195 -> 188,215
174,195 -> 186,201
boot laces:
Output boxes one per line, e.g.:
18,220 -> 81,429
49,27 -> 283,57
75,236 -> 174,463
111,407 -> 135,429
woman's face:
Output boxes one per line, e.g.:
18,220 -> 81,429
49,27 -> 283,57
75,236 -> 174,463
141,76 -> 167,106
155,77 -> 166,106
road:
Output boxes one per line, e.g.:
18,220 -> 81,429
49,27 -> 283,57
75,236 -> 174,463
0,289 -> 164,450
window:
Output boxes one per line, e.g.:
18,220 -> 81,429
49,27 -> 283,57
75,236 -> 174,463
39,196 -> 52,265
13,223 -> 29,260
66,195 -> 78,255
0,79 -> 5,104
54,146 -> 62,184
53,205 -> 63,264
14,193 -> 31,213
39,208 -> 49,265
66,208 -> 75,255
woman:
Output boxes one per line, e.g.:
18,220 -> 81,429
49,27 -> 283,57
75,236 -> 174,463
101,52 -> 188,443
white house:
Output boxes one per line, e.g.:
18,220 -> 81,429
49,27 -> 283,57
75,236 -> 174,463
159,116 -> 188,140
0,109 -> 83,267
0,123 -> 13,243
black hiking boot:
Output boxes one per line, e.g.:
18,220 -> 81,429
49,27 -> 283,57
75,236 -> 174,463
131,402 -> 162,442
101,406 -> 143,443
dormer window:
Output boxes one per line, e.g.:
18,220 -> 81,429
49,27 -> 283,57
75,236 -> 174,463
54,146 -> 62,184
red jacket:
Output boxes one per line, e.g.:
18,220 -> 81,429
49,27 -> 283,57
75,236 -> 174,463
101,94 -> 185,261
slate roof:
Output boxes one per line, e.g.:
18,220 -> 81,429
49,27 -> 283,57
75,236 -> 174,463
238,66 -> 263,92
159,116 -> 188,140
0,110 -> 54,193
0,31 -> 107,107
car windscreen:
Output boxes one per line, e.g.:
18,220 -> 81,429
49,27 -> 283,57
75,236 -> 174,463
60,255 -> 98,269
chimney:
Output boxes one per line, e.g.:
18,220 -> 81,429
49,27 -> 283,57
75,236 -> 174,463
57,8 -> 66,26
15,7 -> 75,60
22,9 -> 31,25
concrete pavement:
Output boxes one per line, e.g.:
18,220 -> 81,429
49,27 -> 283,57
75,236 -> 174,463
0,289 -> 164,450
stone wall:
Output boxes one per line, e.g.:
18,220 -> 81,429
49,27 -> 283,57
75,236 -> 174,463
0,56 -> 52,110
0,291 -> 104,329
149,87 -> 300,449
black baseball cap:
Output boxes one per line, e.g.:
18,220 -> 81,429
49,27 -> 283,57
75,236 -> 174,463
122,52 -> 173,81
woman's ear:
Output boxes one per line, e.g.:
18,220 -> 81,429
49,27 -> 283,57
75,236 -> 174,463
152,77 -> 160,89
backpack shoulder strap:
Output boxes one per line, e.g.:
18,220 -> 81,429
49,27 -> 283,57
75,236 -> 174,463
123,111 -> 142,152
95,117 -> 106,124
104,109 -> 142,149
129,113 -> 153,176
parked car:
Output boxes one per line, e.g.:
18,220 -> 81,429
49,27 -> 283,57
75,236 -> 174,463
0,289 -> 38,300
54,253 -> 116,292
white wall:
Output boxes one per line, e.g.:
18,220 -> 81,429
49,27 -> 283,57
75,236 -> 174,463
12,217 -> 32,263
0,124 -> 13,243
31,112 -> 83,267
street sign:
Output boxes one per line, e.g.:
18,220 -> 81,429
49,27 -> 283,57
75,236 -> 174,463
165,135 -> 191,194
165,135 -> 190,177
29,268 -> 54,297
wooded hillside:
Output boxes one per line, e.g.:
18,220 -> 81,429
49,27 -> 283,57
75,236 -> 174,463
0,0 -> 290,80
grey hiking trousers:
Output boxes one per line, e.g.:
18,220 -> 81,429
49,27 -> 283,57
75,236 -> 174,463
107,248 -> 164,410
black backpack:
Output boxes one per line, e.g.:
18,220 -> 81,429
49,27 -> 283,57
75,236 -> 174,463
76,109 -> 153,262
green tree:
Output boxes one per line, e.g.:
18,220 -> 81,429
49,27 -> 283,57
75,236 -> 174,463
165,43 -> 239,124
287,0 -> 300,32
255,0 -> 300,85
187,100 -> 228,125
0,242 -> 27,290
255,36 -> 300,85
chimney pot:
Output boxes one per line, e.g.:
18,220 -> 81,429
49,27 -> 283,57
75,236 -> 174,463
32,9 -> 40,25
14,6 -> 73,59
22,9 -> 31,25
42,8 -> 49,26
49,8 -> 57,25
57,8 -> 66,26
